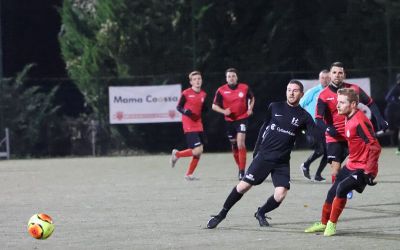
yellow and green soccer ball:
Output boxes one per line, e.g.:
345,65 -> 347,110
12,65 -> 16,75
27,213 -> 55,240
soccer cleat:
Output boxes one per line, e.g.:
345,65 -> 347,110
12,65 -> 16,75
313,175 -> 326,182
238,170 -> 245,180
184,175 -> 200,181
170,149 -> 179,168
347,191 -> 353,199
323,220 -> 336,236
304,222 -> 326,233
207,214 -> 226,229
300,163 -> 311,180
254,207 -> 270,227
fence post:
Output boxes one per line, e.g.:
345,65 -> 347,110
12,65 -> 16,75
0,127 -> 10,159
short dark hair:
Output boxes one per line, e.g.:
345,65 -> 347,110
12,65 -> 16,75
330,61 -> 344,70
225,68 -> 238,75
288,79 -> 304,92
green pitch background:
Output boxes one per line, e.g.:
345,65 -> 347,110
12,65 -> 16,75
1,149 -> 399,249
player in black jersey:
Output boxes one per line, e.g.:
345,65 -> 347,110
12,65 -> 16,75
207,80 -> 317,229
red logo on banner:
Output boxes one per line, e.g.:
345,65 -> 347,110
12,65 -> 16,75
116,112 -> 124,120
168,110 -> 176,119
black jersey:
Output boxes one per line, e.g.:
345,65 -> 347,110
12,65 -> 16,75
254,101 -> 316,164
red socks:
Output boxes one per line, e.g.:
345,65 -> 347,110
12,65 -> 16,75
176,149 -> 199,176
321,202 -> 332,225
329,197 -> 347,223
238,148 -> 247,170
176,149 -> 193,158
186,156 -> 200,176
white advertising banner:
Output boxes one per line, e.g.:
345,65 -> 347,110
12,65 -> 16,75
109,84 -> 182,124
300,78 -> 371,95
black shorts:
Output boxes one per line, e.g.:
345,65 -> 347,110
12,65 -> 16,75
242,155 -> 290,189
326,141 -> 348,164
326,165 -> 368,202
225,119 -> 248,140
185,132 -> 205,149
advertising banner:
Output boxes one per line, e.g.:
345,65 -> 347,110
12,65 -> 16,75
109,84 -> 182,124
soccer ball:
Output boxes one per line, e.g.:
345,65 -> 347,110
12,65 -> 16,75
27,213 -> 55,240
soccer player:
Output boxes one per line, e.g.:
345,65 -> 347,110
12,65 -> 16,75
384,74 -> 400,155
299,70 -> 330,182
207,80 -> 317,229
212,68 -> 255,180
315,62 -> 387,185
305,88 -> 381,236
170,71 -> 207,180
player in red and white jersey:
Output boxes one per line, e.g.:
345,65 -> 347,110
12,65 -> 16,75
170,71 -> 207,180
315,62 -> 387,183
212,68 -> 255,180
305,88 -> 381,236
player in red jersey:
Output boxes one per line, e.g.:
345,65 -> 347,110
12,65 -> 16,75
315,62 -> 387,184
212,68 -> 255,180
305,88 -> 381,236
170,71 -> 207,180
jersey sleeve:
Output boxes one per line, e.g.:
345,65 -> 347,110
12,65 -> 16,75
315,97 -> 327,120
253,103 -> 272,157
359,87 -> 373,106
303,111 -> 317,137
213,90 -> 223,107
247,87 -> 254,99
299,89 -> 313,108
176,93 -> 187,114
356,124 -> 370,144
357,119 -> 381,176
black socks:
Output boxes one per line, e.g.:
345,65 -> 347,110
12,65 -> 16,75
220,186 -> 243,217
258,195 -> 281,215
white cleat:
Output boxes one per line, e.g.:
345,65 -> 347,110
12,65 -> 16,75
184,175 -> 200,181
170,149 -> 179,168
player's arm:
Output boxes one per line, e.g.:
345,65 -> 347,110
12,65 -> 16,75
361,88 -> 388,131
176,95 -> 192,117
385,84 -> 400,103
253,103 -> 272,157
212,91 -> 230,116
202,96 -> 209,113
355,122 -> 381,184
315,97 -> 338,136
303,112 -> 318,137
247,89 -> 255,115
299,89 -> 313,108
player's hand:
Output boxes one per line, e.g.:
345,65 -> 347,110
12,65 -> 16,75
247,109 -> 253,116
183,109 -> 192,116
326,126 -> 338,137
223,108 -> 231,116
191,113 -> 200,121
364,173 -> 377,186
